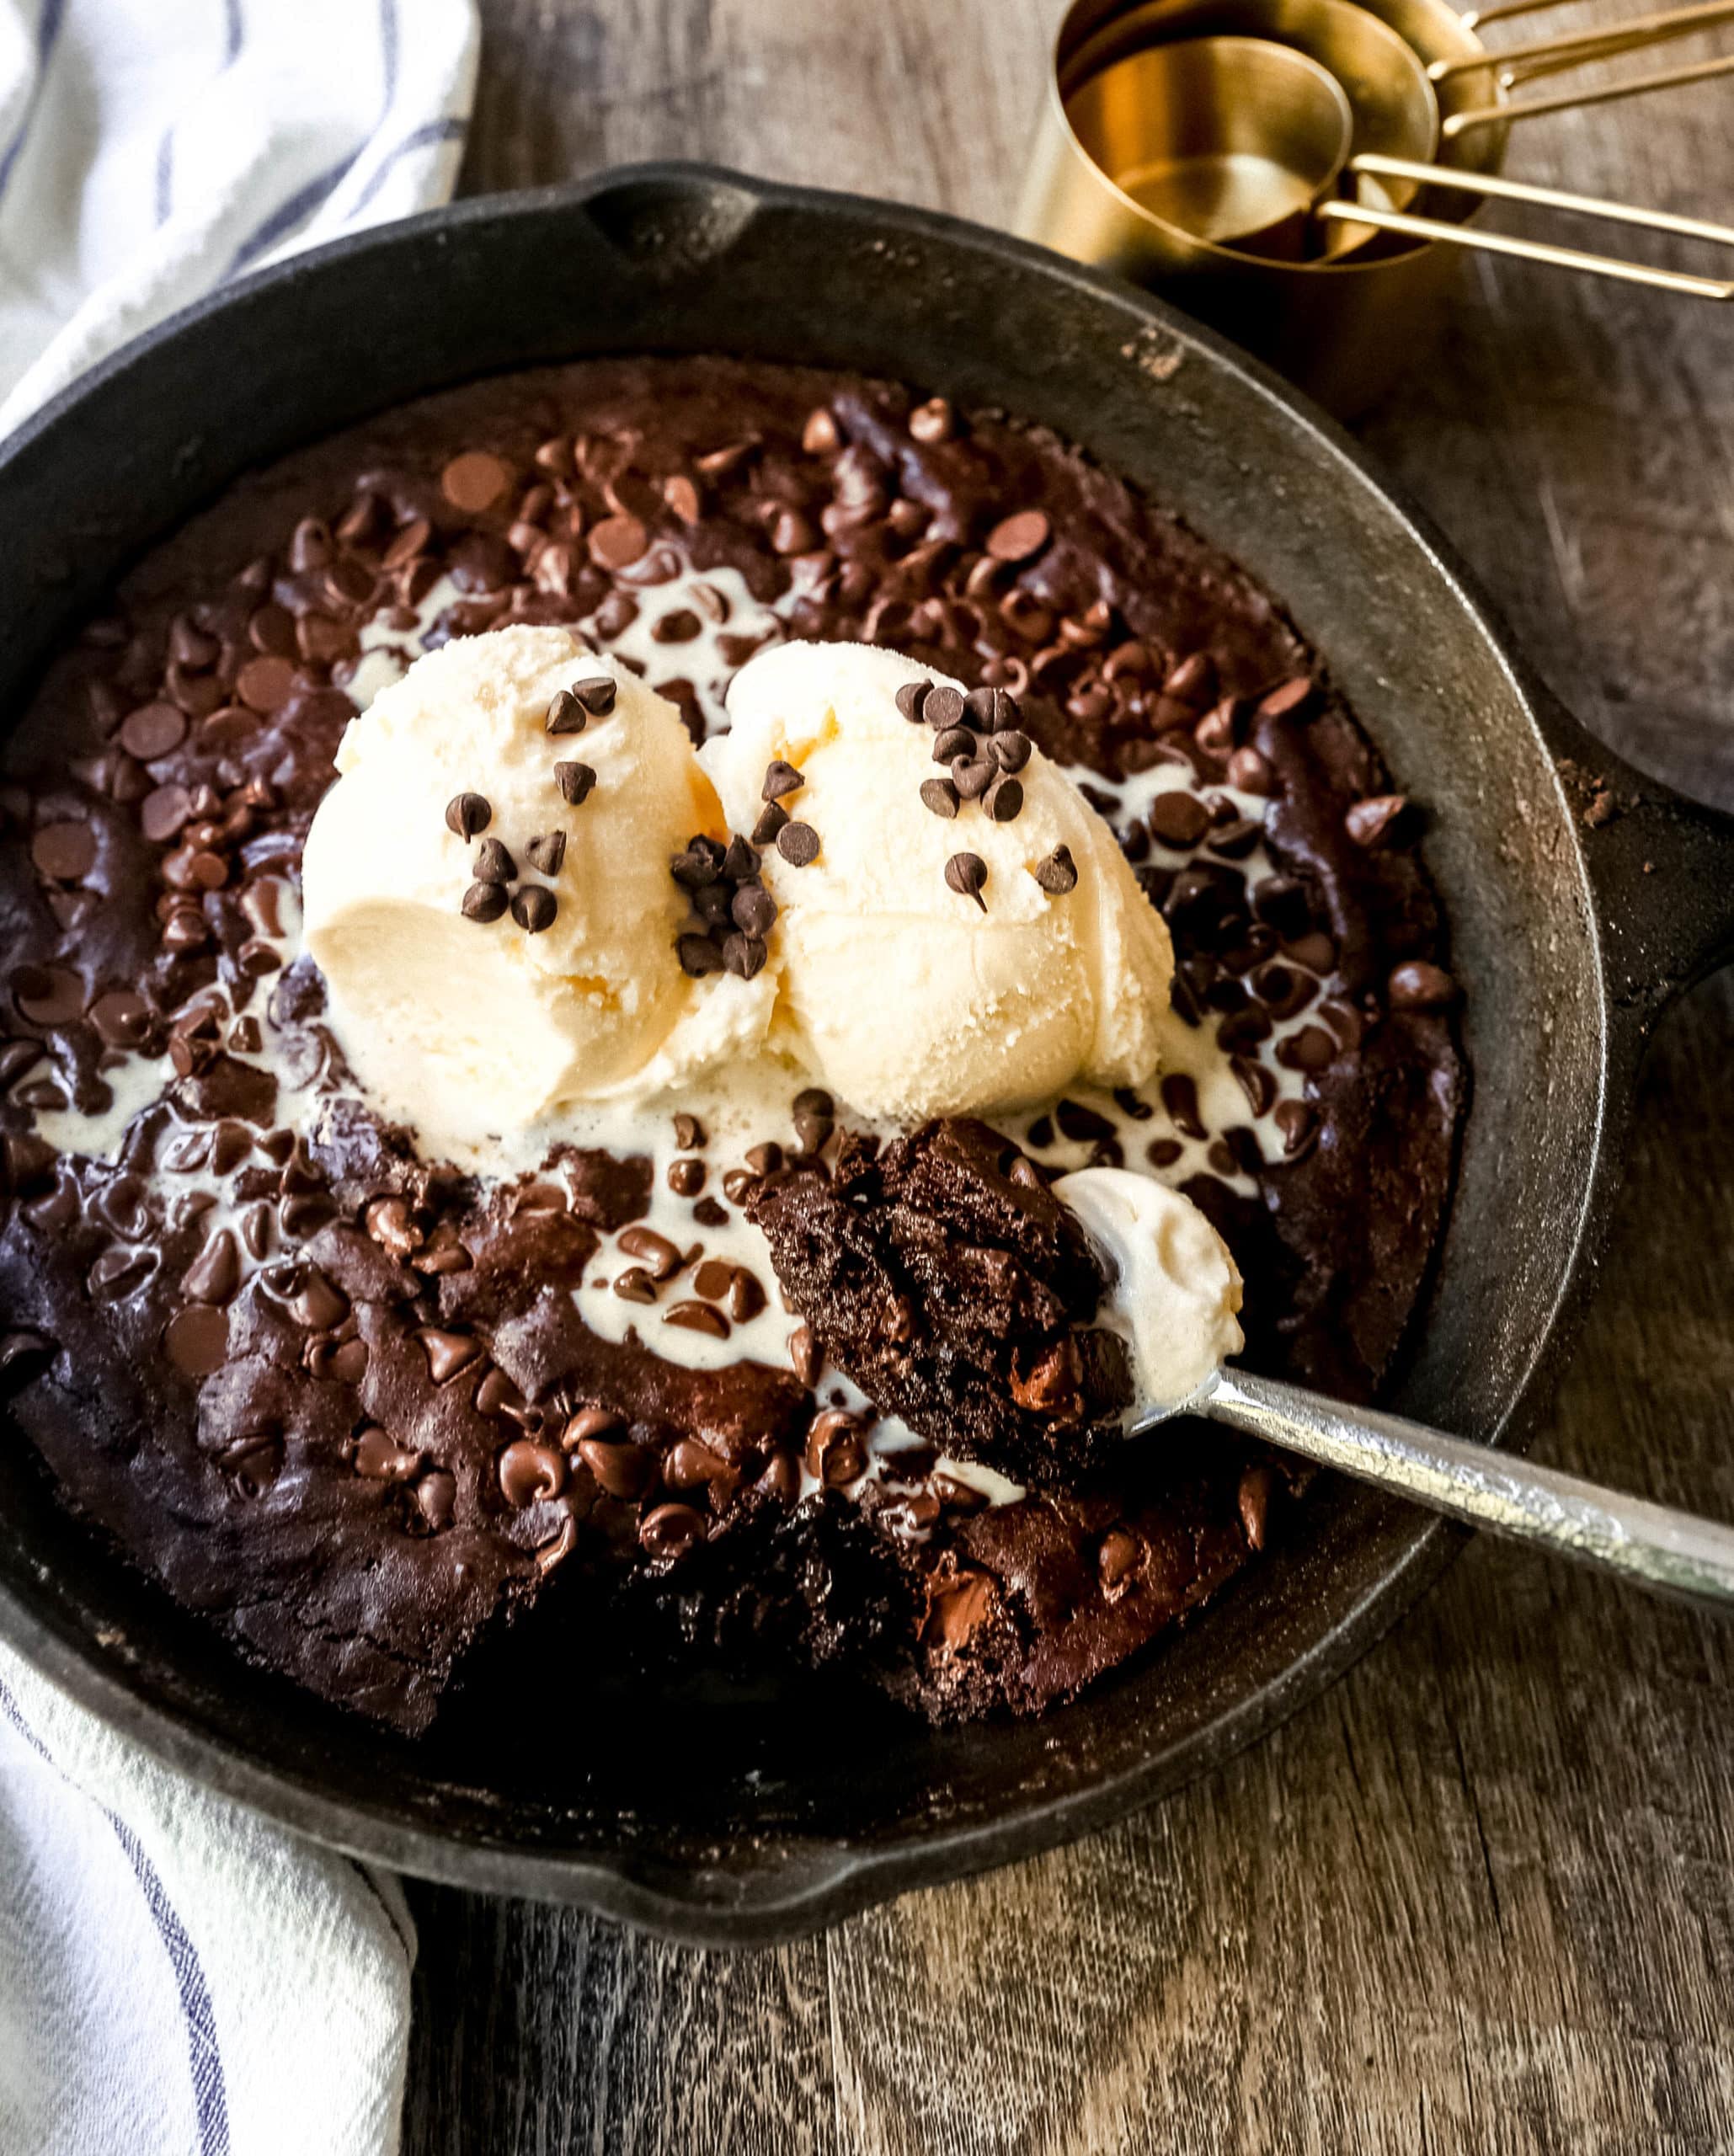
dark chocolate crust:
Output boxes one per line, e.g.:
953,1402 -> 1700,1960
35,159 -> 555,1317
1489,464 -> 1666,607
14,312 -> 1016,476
0,357 -> 1465,1729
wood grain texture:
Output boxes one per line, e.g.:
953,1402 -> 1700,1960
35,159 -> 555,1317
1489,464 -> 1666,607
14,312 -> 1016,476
403,3 -> 1734,2148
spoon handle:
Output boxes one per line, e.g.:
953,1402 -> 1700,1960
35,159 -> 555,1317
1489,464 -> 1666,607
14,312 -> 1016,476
1203,1369 -> 1734,1611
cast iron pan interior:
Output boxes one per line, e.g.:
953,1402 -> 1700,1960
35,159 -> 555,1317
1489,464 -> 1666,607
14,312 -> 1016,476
1,168 -> 1731,1943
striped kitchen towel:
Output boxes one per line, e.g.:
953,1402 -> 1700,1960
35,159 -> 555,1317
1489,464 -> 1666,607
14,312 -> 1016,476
0,1645 -> 418,2155
0,0 -> 479,438
0,3 -> 480,2150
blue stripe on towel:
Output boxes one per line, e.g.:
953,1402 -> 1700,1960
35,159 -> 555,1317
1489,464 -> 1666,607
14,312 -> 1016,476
0,1674 -> 232,2156
226,0 -> 400,275
0,0 -> 67,201
157,0 -> 248,227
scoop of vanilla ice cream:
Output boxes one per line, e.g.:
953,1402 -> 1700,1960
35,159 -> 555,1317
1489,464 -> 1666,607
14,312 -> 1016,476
702,642 -> 1174,1121
301,626 -> 750,1147
1056,1167 -> 1244,1412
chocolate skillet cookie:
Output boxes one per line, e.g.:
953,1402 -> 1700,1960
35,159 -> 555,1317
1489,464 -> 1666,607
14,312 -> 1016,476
0,356 -> 1465,1732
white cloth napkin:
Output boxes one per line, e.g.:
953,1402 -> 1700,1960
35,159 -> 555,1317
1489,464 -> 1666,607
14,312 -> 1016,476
0,3 -> 482,2151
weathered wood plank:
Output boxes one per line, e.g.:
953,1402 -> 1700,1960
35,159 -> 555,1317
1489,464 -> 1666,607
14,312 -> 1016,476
400,2 -> 1734,2148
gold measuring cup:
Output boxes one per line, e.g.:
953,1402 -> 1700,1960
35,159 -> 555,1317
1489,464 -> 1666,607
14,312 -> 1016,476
1016,0 -> 1734,413
1143,33 -> 1734,287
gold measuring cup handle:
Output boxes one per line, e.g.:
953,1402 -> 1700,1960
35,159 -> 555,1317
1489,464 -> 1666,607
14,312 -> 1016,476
1445,46 -> 1734,137
1432,0 -> 1734,82
1323,153 -> 1734,296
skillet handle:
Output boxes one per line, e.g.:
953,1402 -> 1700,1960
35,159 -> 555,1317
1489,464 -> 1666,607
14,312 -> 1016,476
1570,757 -> 1734,1051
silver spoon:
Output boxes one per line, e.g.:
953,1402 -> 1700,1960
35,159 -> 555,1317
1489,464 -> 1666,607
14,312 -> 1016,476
1132,1369 -> 1734,1610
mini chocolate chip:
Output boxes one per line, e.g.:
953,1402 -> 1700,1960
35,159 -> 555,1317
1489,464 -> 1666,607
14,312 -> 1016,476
762,759 -> 803,801
473,837 -> 515,883
691,1195 -> 728,1227
1149,792 -> 1212,848
722,931 -> 768,979
677,931 -> 723,976
952,756 -> 995,799
751,800 -> 789,846
511,886 -> 558,933
932,725 -> 975,763
895,680 -> 931,723
613,1265 -> 659,1304
499,1438 -> 565,1508
1389,960 -> 1457,1010
574,675 -> 617,715
526,832 -> 566,876
984,775 -> 1023,822
989,728 -> 1031,772
555,761 -> 596,806
1228,747 -> 1275,795
776,821 -> 819,867
1033,845 -> 1077,894
920,776 -> 959,819
667,1156 -> 706,1198
945,852 -> 987,910
664,1299 -> 730,1339
922,683 -> 965,730
732,883 -> 777,937
462,881 -> 509,923
722,834 -> 760,882
546,690 -> 586,735
1259,675 -> 1315,721
445,792 -> 491,840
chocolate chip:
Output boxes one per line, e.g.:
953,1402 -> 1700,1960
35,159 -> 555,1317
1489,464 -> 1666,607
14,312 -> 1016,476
932,725 -> 974,763
587,515 -> 648,572
27,820 -> 93,887
895,680 -> 931,723
984,775 -> 1023,823
1149,792 -> 1212,848
12,964 -> 83,1027
613,1265 -> 659,1304
525,832 -> 566,877
445,792 -> 491,840
236,655 -> 296,713
667,1156 -> 706,1198
578,1435 -> 653,1499
922,684 -> 965,730
664,1298 -> 730,1338
952,757 -> 994,799
462,881 -> 509,923
920,776 -> 959,819
499,1437 -> 565,1508
751,800 -> 789,846
985,509 -> 1050,563
120,702 -> 189,761
639,1502 -> 707,1561
989,728 -> 1031,772
722,835 -> 760,883
745,1141 -> 783,1177
802,406 -> 842,454
1259,675 -> 1315,722
677,932 -> 723,977
673,1112 -> 707,1150
1274,1099 -> 1319,1156
1389,960 -> 1457,1011
1228,747 -> 1275,795
573,675 -> 617,717
776,821 -> 819,867
732,883 -> 777,937
163,1303 -> 228,1377
1032,845 -> 1077,894
441,450 -> 510,511
722,931 -> 767,979
182,1229 -> 241,1306
1160,1071 -> 1206,1139
510,886 -> 557,933
547,690 -> 586,736
1345,793 -> 1414,848
691,1195 -> 728,1228
760,758 -> 804,803
141,784 -> 195,843
473,837 -> 515,883
909,396 -> 955,444
945,852 -> 987,910
1165,651 -> 1218,707
554,762 -> 596,807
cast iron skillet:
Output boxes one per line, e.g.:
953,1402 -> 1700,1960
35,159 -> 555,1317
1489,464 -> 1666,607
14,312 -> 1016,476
1,166 -> 1731,1945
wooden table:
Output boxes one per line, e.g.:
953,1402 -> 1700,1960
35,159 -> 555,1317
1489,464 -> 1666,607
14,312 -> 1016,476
403,4 -> 1734,2148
